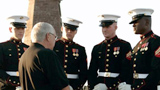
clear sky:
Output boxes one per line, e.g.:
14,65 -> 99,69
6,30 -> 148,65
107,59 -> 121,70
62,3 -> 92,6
0,0 -> 160,62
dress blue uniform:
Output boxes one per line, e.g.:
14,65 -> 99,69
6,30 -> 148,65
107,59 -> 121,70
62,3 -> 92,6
128,8 -> 160,90
54,17 -> 88,90
88,14 -> 132,90
0,15 -> 29,90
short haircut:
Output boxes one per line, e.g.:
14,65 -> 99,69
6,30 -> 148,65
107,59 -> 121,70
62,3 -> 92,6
31,22 -> 56,42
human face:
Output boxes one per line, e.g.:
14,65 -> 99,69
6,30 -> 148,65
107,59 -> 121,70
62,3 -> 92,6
102,23 -> 117,40
132,18 -> 146,34
9,27 -> 25,40
62,27 -> 77,40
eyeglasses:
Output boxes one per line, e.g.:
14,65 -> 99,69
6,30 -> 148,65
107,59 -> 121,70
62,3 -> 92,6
49,32 -> 57,40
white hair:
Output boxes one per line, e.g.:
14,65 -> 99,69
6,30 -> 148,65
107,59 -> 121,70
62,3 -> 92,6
31,22 -> 56,42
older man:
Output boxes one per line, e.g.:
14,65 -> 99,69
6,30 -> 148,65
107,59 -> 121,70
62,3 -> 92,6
19,22 -> 70,90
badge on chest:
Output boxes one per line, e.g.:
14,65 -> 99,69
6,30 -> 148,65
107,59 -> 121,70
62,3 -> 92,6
140,42 -> 149,52
72,48 -> 79,59
113,47 -> 120,57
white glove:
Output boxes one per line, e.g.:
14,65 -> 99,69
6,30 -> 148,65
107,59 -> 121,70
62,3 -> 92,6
16,86 -> 22,90
93,83 -> 108,90
157,85 -> 160,90
69,85 -> 73,90
118,82 -> 131,90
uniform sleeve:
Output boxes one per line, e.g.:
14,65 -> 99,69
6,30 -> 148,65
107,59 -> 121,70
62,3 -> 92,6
71,47 -> 88,89
41,50 -> 69,90
119,42 -> 132,83
141,38 -> 160,89
88,46 -> 99,90
0,44 -> 10,85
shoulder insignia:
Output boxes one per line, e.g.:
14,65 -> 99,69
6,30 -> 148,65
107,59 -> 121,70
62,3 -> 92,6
126,51 -> 131,60
155,46 -> 160,58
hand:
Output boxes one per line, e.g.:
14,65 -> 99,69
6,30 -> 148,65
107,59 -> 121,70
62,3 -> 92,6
0,82 -> 4,88
118,82 -> 131,90
93,83 -> 108,90
69,85 -> 73,90
16,86 -> 22,90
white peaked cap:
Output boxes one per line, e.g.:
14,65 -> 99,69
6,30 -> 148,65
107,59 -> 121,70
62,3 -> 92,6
7,15 -> 29,23
98,14 -> 120,22
62,17 -> 82,26
128,8 -> 154,16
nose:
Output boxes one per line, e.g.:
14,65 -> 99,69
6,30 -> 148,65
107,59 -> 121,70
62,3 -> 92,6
133,24 -> 135,27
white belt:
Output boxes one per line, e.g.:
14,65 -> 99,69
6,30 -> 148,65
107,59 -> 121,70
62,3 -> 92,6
133,73 -> 148,79
157,85 -> 160,90
6,71 -> 19,76
67,74 -> 79,79
98,72 -> 119,78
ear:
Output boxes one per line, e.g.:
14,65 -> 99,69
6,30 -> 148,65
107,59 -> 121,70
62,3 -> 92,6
61,27 -> 63,32
9,27 -> 12,33
46,33 -> 50,41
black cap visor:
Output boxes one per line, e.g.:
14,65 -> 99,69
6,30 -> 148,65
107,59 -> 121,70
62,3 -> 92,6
64,23 -> 79,31
99,20 -> 116,27
11,22 -> 27,28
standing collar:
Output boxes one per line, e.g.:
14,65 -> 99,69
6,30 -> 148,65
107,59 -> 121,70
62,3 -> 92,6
61,38 -> 73,44
140,31 -> 153,39
104,36 -> 118,43
10,38 -> 22,44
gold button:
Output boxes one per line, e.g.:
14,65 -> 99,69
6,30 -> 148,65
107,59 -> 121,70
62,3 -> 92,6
109,87 -> 112,89
134,58 -> 136,61
9,79 -> 11,81
18,49 -> 20,51
135,53 -> 138,55
64,71 -> 66,73
107,49 -> 110,51
17,45 -> 19,47
106,64 -> 109,67
133,64 -> 136,67
140,42 -> 142,44
137,85 -> 139,88
137,47 -> 140,49
142,52 -> 144,54
66,50 -> 68,52
99,56 -> 101,58
19,53 -> 21,55
105,69 -> 108,71
65,60 -> 67,62
141,82 -> 144,84
110,39 -> 112,42
117,81 -> 120,84
65,45 -> 68,47
106,59 -> 109,62
134,70 -> 136,73
132,88 -> 135,90
113,84 -> 116,86
17,83 -> 20,85
64,65 -> 67,68
108,44 -> 110,47
9,54 -> 12,56
13,81 -> 16,83
65,55 -> 68,57
107,54 -> 109,57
